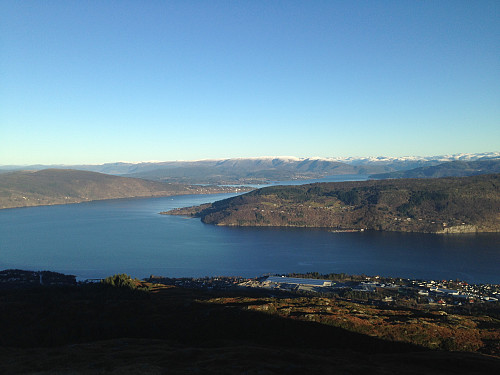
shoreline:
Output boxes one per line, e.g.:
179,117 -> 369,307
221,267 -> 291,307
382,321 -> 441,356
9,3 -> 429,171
0,188 -> 245,211
162,210 -> 497,234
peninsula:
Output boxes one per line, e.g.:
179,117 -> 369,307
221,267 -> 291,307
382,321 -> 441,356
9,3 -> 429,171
0,169 -> 246,209
163,174 -> 500,233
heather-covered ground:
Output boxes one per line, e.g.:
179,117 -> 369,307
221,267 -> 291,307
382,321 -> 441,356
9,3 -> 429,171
0,279 -> 499,374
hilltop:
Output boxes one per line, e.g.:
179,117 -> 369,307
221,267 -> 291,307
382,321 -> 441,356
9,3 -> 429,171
0,169 -> 241,209
164,174 -> 500,233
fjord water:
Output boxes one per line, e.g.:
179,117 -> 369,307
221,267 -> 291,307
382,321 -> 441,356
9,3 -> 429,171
1,193 -> 499,283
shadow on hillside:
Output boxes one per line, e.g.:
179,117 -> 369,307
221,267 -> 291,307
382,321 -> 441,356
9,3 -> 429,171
0,283 -> 414,352
1,284 -> 499,374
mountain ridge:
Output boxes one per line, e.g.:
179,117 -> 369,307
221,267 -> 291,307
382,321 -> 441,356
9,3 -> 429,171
370,159 -> 500,179
3,152 -> 499,170
2,152 -> 499,185
3,152 -> 498,173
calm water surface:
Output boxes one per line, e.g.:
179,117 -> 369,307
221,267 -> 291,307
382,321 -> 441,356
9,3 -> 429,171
1,193 -> 499,283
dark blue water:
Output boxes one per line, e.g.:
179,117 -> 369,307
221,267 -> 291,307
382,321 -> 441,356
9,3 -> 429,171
1,193 -> 499,283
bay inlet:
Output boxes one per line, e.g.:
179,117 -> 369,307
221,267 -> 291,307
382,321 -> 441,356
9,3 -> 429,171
0,190 -> 498,283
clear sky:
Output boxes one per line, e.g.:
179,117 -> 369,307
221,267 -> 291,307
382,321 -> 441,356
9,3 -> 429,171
1,0 -> 499,165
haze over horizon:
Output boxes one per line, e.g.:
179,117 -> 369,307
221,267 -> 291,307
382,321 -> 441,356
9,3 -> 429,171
2,1 -> 499,165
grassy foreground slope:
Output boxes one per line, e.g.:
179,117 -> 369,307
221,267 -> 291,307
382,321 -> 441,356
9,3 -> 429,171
166,174 -> 500,233
0,169 -> 233,209
0,278 -> 499,374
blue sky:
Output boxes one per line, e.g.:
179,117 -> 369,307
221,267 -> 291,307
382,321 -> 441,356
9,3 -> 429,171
1,0 -> 499,165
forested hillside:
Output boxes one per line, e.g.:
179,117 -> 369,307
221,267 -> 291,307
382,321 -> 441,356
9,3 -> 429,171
165,174 -> 500,233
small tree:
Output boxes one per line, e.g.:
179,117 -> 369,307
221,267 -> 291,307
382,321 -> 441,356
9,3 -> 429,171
102,274 -> 137,289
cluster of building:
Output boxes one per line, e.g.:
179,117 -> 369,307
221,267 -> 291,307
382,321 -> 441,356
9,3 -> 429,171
2,268 -> 498,307
239,275 -> 500,306
239,276 -> 348,293
408,279 -> 499,304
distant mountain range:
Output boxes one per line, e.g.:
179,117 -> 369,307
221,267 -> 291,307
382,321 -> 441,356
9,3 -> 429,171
0,169 -> 240,209
2,152 -> 499,184
370,159 -> 500,179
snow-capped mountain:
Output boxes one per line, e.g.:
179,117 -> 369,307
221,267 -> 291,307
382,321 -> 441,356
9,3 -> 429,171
1,152 -> 498,184
329,152 -> 500,165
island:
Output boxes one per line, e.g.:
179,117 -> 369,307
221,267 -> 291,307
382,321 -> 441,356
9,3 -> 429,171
163,174 -> 500,233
